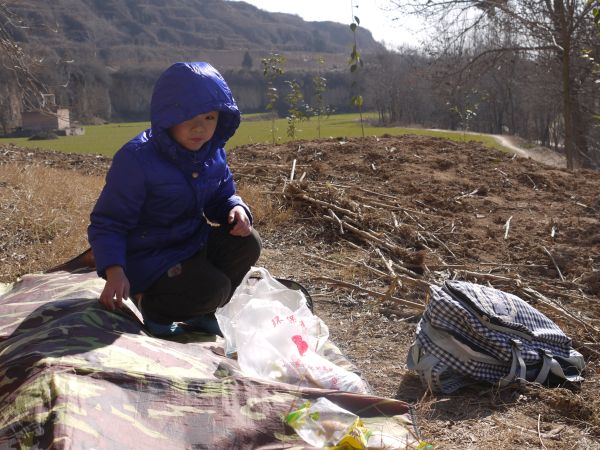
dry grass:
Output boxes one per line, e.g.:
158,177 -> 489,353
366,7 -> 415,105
0,166 -> 288,282
237,183 -> 293,231
0,163 -> 103,281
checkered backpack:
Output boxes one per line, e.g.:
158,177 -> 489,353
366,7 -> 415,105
407,280 -> 585,393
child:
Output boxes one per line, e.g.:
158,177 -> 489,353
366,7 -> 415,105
88,62 -> 261,336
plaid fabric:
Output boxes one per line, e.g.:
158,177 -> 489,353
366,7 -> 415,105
426,282 -> 573,363
410,280 -> 584,391
415,323 -> 516,384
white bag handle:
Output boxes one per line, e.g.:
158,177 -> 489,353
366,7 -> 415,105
236,266 -> 289,294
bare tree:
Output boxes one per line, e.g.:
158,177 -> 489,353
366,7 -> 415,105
0,2 -> 47,114
389,0 -> 597,169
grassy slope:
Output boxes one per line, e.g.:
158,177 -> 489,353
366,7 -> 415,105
0,113 -> 507,156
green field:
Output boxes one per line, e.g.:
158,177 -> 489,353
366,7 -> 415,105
0,113 -> 507,156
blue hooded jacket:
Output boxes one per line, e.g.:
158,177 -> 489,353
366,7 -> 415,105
88,62 -> 250,295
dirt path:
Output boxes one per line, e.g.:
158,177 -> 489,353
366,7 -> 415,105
493,134 -> 567,168
428,128 -> 566,168
492,134 -> 531,158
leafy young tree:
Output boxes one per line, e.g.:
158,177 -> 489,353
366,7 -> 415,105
284,79 -> 308,139
311,56 -> 330,138
388,0 -> 597,169
349,2 -> 365,138
261,53 -> 286,145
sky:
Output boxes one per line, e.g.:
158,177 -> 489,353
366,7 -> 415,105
226,0 -> 426,50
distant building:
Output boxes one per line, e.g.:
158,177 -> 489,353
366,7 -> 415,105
18,94 -> 84,136
20,107 -> 84,136
22,108 -> 70,132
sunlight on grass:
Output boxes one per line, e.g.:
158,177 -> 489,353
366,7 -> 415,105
0,122 -> 148,155
0,113 -> 509,156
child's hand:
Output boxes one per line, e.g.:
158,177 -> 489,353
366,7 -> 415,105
100,265 -> 130,311
228,205 -> 252,237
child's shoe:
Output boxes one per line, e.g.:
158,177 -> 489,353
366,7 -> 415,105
182,313 -> 223,336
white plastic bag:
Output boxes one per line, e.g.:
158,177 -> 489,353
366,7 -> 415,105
216,267 -> 327,356
216,267 -> 369,393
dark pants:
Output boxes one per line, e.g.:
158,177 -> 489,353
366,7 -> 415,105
142,227 -> 261,324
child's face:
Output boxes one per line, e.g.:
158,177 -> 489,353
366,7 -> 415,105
170,111 -> 219,151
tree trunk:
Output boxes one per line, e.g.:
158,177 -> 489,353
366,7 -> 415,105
561,43 -> 578,169
555,0 -> 588,169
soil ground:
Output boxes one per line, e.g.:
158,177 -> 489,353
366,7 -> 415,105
1,135 -> 599,448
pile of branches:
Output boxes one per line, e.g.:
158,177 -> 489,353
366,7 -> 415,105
235,154 -> 600,355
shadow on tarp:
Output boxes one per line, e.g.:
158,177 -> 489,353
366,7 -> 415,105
0,271 -> 143,398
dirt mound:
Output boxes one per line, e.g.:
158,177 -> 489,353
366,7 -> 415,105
1,135 -> 599,448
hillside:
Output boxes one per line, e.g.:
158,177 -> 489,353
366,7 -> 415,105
1,136 -> 599,447
6,0 -> 383,68
0,0 -> 386,127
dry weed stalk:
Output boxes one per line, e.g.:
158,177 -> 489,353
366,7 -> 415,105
0,163 -> 103,281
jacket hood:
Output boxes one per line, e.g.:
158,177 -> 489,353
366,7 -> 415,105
150,62 -> 240,145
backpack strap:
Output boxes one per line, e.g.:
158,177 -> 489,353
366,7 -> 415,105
534,349 -> 584,384
499,339 -> 526,387
534,349 -> 554,384
408,347 -> 477,394
413,353 -> 441,391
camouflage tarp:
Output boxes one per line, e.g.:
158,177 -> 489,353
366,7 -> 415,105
0,271 -> 417,449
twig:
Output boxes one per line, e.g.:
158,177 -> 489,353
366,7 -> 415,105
322,216 -> 389,250
340,256 -> 388,278
403,210 -> 426,230
504,216 -> 513,239
520,287 -> 600,336
235,162 -> 307,169
312,276 -> 426,311
341,238 -> 364,251
479,262 -> 546,268
341,254 -> 427,289
328,209 -> 344,234
390,260 -> 427,280
379,307 -> 418,321
454,188 -> 480,200
414,199 -> 439,212
375,248 -> 396,277
391,212 -> 399,229
290,158 -> 296,181
538,414 -> 547,450
301,252 -> 346,268
374,248 -> 401,299
355,186 -> 399,201
424,231 -> 456,258
384,276 -> 400,301
541,246 -> 565,282
456,270 -> 519,283
292,192 -> 358,219
491,417 -> 560,441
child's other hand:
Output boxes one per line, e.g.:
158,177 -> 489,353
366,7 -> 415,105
100,265 -> 130,311
228,205 -> 252,237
